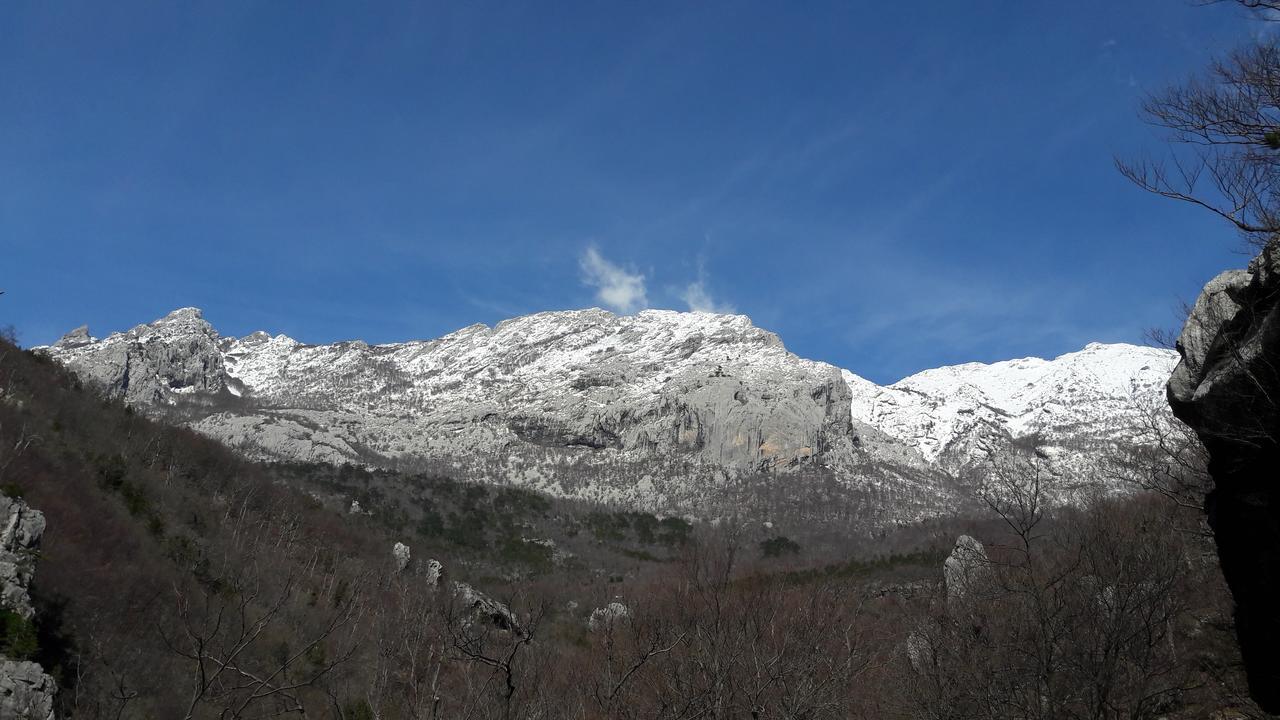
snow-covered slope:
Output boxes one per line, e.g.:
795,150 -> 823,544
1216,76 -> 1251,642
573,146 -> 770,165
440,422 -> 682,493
38,308 -> 1178,519
844,343 -> 1177,476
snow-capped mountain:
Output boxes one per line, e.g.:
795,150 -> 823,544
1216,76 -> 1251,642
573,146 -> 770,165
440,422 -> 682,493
844,342 -> 1176,476
39,308 -> 1178,520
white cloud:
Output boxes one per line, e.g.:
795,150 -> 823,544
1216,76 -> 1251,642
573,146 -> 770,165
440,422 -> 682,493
580,246 -> 648,314
680,269 -> 735,314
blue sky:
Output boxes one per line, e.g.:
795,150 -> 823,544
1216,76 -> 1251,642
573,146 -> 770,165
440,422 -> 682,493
0,1 -> 1267,383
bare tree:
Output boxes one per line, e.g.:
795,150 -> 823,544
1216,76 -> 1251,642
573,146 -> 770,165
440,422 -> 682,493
907,455 -> 1207,720
364,577 -> 450,720
1118,17 -> 1280,247
1106,393 -> 1212,516
441,588 -> 547,720
163,562 -> 363,719
1200,1 -> 1280,12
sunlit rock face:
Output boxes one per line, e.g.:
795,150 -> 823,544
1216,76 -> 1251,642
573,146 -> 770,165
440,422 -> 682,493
38,307 -> 1175,520
1168,239 -> 1280,713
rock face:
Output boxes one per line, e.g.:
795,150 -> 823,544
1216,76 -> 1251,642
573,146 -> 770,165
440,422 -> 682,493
1167,240 -> 1280,713
39,307 -> 1177,519
0,494 -> 55,719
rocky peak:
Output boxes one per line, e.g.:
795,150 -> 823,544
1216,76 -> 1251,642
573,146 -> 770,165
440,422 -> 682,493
39,307 -> 227,406
52,325 -> 93,349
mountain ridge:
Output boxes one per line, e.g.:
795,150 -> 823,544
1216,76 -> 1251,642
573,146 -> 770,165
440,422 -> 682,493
39,307 -> 1178,520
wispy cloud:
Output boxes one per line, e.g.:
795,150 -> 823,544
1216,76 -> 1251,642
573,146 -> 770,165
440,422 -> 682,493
680,263 -> 735,314
580,245 -> 648,313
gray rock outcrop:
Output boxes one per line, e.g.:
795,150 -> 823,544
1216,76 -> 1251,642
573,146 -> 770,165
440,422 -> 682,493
0,660 -> 55,720
0,495 -> 45,620
424,559 -> 443,587
392,542 -> 411,573
0,494 -> 55,719
905,536 -> 991,674
1167,239 -> 1280,713
942,535 -> 990,604
587,601 -> 629,631
452,582 -> 522,636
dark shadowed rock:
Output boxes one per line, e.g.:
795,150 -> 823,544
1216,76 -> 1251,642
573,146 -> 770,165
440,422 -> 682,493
1168,239 -> 1280,712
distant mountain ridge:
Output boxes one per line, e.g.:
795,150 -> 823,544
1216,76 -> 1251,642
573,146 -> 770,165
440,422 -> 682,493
38,307 -> 1178,521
